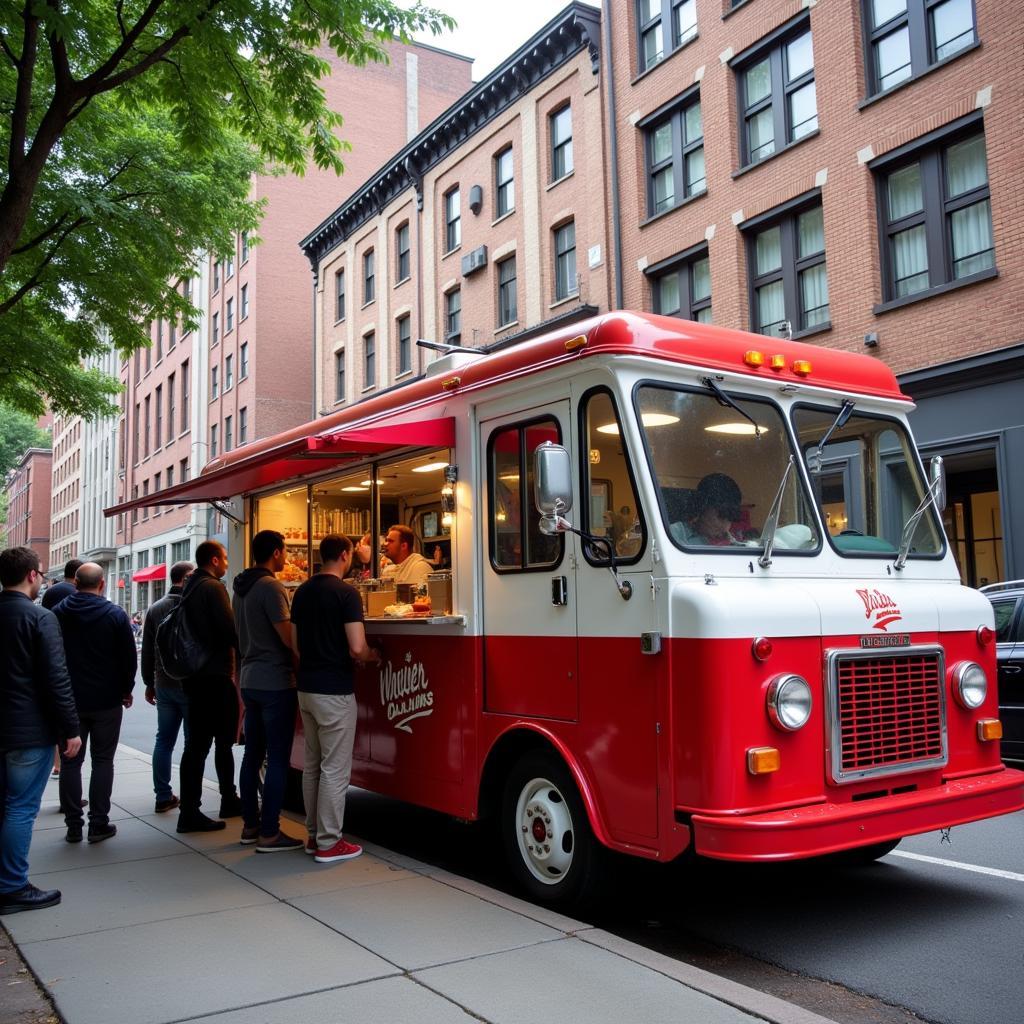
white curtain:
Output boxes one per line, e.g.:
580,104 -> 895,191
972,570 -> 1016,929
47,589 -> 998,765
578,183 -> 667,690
893,225 -> 928,295
951,200 -> 993,277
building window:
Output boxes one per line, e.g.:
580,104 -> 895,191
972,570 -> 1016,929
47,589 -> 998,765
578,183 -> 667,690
364,333 -> 375,388
225,297 -> 234,333
180,456 -> 189,482
211,365 -> 219,399
735,22 -> 817,167
155,319 -> 163,362
554,221 -> 577,301
224,415 -> 233,453
210,424 -> 218,459
397,314 -> 412,376
495,147 -> 514,217
143,396 -> 151,457
166,464 -> 174,488
155,385 -> 163,449
637,0 -> 697,72
363,250 -> 374,305
875,124 -> 994,302
335,269 -> 345,321
645,92 -> 704,216
396,222 -> 411,282
746,198 -> 829,337
650,246 -> 712,322
335,350 -> 346,402
213,260 -> 220,292
240,342 -> 249,379
498,256 -> 517,327
240,284 -> 248,320
225,354 -> 233,391
181,359 -> 189,432
167,374 -> 175,434
239,406 -> 248,445
241,231 -> 249,263
212,311 -> 219,346
445,288 -> 461,342
226,255 -> 234,280
444,188 -> 461,253
132,403 -> 139,464
172,539 -> 190,562
168,320 -> 176,350
550,105 -> 573,181
865,0 -> 976,97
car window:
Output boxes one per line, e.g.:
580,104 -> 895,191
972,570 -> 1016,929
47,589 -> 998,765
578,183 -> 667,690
991,598 -> 1019,643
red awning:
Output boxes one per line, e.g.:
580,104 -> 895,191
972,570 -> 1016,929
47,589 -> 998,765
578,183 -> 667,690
132,563 -> 167,583
104,416 -> 456,518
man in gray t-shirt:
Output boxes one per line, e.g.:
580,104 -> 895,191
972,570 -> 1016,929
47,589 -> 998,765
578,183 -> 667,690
231,531 -> 302,853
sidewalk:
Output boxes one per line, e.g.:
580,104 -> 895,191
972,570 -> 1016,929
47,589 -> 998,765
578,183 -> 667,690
3,747 -> 837,1024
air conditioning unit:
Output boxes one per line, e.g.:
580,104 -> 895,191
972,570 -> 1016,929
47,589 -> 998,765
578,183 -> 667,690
461,245 -> 488,277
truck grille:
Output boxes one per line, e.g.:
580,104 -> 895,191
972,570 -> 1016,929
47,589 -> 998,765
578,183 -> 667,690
826,647 -> 947,783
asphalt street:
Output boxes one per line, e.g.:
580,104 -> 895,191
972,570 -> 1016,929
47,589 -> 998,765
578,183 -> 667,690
116,694 -> 1023,1024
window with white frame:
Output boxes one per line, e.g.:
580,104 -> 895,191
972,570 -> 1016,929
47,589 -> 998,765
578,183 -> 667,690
363,250 -> 374,305
550,105 -> 573,181
495,147 -> 514,217
396,222 -> 411,282
444,189 -> 461,252
397,314 -> 412,375
554,221 -> 577,301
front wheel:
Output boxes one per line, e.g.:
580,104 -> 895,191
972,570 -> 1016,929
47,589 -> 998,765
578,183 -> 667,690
501,751 -> 601,906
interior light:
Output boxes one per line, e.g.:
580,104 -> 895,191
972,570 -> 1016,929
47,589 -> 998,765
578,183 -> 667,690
412,461 -> 449,473
705,422 -> 767,435
597,413 -> 680,435
342,486 -> 368,492
360,479 -> 384,487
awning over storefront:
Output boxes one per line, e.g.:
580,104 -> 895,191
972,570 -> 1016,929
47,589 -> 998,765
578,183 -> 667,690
104,416 -> 456,518
132,563 -> 166,583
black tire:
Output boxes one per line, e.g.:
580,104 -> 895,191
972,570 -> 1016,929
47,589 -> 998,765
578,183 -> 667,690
822,838 -> 901,866
500,750 -> 601,907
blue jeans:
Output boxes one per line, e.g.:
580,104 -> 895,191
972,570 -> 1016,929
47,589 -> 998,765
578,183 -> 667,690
152,685 -> 190,802
240,688 -> 297,837
0,746 -> 53,894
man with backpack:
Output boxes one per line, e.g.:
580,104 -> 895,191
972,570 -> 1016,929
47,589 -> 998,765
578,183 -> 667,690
141,560 -> 194,813
232,531 -> 302,852
174,541 -> 243,833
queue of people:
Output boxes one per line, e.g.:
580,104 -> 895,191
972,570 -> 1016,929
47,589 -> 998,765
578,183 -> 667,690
0,527 -> 382,915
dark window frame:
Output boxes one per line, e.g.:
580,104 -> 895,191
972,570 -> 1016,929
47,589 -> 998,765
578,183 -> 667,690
397,314 -> 412,376
364,332 -> 375,389
335,349 -> 346,403
642,86 -> 705,217
497,256 -> 517,327
743,190 -> 830,338
335,268 -> 346,321
647,242 -> 712,322
444,187 -> 461,253
872,116 -> 994,305
550,104 -> 574,182
862,0 -> 978,99
487,415 -> 565,575
445,288 -> 461,342
554,220 -> 577,302
495,147 -> 515,217
396,222 -> 411,282
732,15 -> 816,170
239,406 -> 248,445
636,0 -> 698,74
239,342 -> 249,380
362,250 -> 375,306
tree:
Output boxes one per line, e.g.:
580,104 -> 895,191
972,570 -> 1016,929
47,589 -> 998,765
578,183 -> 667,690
0,402 -> 51,482
0,1 -> 453,417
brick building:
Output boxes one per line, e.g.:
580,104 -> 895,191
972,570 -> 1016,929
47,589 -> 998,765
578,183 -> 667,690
302,0 -> 1022,585
3,447 -> 53,574
112,39 -> 472,611
48,411 -> 82,576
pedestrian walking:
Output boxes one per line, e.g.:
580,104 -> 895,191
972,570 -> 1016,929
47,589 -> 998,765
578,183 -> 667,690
176,541 -> 243,833
232,530 -> 302,853
52,562 -> 136,844
40,558 -> 82,611
0,547 -> 81,914
290,535 -> 379,863
141,560 -> 194,813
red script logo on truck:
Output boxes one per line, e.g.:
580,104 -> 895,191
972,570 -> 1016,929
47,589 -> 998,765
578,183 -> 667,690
855,588 -> 902,631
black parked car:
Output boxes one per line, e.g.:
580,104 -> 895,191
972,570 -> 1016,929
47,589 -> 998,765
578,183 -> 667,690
981,580 -> 1024,764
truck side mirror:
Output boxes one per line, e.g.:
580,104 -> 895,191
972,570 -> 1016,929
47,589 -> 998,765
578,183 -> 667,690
929,455 -> 946,513
533,441 -> 573,534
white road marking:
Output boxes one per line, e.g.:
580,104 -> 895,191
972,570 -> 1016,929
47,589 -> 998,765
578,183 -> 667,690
890,850 -> 1024,883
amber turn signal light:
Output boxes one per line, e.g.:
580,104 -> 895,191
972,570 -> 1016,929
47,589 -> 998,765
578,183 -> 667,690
792,359 -> 813,376
769,354 -> 787,371
977,719 -> 1002,742
744,350 -> 765,367
564,335 -> 587,351
747,747 -> 780,775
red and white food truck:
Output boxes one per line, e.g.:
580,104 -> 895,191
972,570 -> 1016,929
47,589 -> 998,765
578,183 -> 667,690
115,311 -> 1024,903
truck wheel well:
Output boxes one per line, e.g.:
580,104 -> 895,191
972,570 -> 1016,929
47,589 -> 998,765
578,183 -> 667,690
478,730 -> 556,823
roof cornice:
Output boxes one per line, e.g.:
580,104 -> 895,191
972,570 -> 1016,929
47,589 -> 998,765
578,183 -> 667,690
300,2 -> 601,271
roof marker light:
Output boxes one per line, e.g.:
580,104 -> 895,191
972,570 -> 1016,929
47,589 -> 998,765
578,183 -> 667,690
792,359 -> 813,376
441,376 -> 461,391
770,354 -> 786,371
977,625 -> 995,646
752,637 -> 773,661
743,350 -> 765,367
565,335 -> 587,352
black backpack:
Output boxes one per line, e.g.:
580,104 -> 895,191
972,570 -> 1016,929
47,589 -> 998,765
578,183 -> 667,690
155,584 -> 209,681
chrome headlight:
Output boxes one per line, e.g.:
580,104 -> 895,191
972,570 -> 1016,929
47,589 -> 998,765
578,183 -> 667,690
952,661 -> 987,710
767,674 -> 813,731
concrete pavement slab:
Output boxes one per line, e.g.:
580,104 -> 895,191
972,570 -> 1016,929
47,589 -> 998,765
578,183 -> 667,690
17,902 -> 397,1024
137,808 -> 252,855
5,850 -> 273,943
24,816 -> 187,876
33,798 -> 133,830
414,935 -> 764,1024
289,874 -> 564,971
184,975 -> 481,1024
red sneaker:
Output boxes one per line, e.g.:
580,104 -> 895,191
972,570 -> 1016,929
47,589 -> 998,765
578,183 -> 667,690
304,836 -> 317,856
314,838 -> 362,864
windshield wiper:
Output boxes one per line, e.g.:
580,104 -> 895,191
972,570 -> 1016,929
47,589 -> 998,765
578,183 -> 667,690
757,456 -> 795,569
700,376 -> 765,437
893,475 -> 942,571
806,399 -> 855,475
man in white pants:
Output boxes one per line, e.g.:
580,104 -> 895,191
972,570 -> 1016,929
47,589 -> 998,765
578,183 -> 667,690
289,535 -> 379,863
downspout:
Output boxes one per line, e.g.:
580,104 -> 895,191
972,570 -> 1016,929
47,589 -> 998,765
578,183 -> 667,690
602,1 -> 624,309
310,266 -> 319,419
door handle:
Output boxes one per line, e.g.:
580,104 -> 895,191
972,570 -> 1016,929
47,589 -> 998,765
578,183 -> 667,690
1003,664 -> 1022,675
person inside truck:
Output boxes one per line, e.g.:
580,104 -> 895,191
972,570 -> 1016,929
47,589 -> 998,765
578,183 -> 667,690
380,525 -> 432,588
673,473 -> 744,547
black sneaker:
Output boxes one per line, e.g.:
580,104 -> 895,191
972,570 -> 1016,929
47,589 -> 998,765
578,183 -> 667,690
255,833 -> 304,854
66,825 -> 83,844
155,795 -> 180,813
177,813 -> 227,834
87,823 -> 117,844
0,885 -> 61,915
239,826 -> 260,845
218,794 -> 244,819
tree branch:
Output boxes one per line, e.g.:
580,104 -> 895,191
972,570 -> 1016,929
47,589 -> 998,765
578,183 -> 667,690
8,2 -> 38,174
0,214 -> 88,317
45,0 -> 73,96
0,30 -> 19,67
10,210 -> 72,256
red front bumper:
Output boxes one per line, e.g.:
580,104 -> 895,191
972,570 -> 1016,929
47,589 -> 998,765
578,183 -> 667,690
691,767 -> 1024,862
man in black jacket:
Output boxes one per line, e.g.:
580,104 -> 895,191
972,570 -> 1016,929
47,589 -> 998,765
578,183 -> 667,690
53,563 -> 136,844
177,540 -> 242,833
141,560 -> 193,813
0,547 -> 81,914
41,558 -> 82,611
